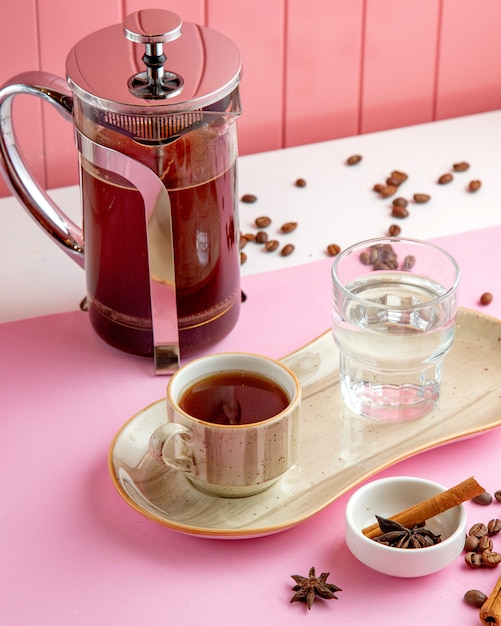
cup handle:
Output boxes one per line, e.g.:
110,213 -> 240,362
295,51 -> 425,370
149,423 -> 195,474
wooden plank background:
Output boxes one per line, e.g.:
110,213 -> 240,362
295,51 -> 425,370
1,0 -> 501,197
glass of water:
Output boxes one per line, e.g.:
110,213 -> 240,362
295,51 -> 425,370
331,237 -> 460,421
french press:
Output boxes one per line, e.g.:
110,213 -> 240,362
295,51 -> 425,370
0,9 -> 242,373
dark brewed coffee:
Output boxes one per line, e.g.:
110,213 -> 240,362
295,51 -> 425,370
179,370 -> 290,425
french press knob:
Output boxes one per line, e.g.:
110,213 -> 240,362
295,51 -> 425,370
123,10 -> 184,99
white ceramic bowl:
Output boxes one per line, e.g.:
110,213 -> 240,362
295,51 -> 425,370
345,476 -> 467,577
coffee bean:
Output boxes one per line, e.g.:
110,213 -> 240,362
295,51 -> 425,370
480,292 -> 493,305
464,535 -> 479,552
241,194 -> 257,203
239,234 -> 248,250
469,180 -> 481,192
391,170 -> 408,183
478,536 -> 494,552
255,216 -> 271,228
243,232 -> 256,241
264,239 -> 279,252
392,197 -> 408,207
294,178 -> 307,187
481,551 -> 501,568
495,490 -> 501,502
453,161 -> 470,172
488,519 -> 501,535
326,243 -> 341,256
388,224 -> 401,236
386,176 -> 401,187
240,251 -> 247,264
373,183 -> 385,193
402,255 -> 416,271
438,173 -> 453,184
255,230 -> 268,244
413,193 -> 431,203
280,221 -> 297,233
391,205 -> 409,218
465,552 -> 483,568
472,492 -> 493,506
360,251 -> 372,265
281,243 -> 295,257
464,589 -> 487,608
346,154 -> 362,165
380,185 -> 397,198
469,522 -> 488,537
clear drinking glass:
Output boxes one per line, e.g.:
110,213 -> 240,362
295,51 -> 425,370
331,237 -> 460,421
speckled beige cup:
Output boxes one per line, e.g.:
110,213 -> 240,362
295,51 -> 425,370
149,353 -> 301,498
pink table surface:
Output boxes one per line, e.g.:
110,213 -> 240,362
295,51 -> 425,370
2,226 -> 501,625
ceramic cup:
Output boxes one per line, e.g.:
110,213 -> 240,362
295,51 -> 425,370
331,237 -> 460,421
149,353 -> 301,497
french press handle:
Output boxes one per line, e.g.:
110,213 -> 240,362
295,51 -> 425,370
0,72 -> 84,267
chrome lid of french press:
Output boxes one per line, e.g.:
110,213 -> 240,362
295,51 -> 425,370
66,9 -> 241,144
66,9 -> 241,112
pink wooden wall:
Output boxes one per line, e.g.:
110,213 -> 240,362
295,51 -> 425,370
2,0 -> 501,198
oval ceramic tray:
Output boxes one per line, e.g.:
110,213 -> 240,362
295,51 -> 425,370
108,308 -> 501,539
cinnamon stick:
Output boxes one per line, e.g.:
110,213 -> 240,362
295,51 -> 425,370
362,476 -> 484,539
480,573 -> 501,625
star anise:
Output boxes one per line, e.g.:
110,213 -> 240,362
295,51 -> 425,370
290,566 -> 342,610
372,515 -> 442,549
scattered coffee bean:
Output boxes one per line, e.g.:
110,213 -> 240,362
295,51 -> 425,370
346,154 -> 362,165
255,230 -> 268,244
480,292 -> 493,305
364,244 -> 399,270
79,296 -> 88,311
391,170 -> 408,184
478,536 -> 494,552
413,193 -> 431,203
373,183 -> 385,193
468,180 -> 481,192
469,522 -> 488,537
488,519 -> 501,536
280,221 -> 298,233
453,161 -> 470,172
402,255 -> 416,271
243,232 -> 256,241
239,234 -> 248,250
326,243 -> 341,257
391,205 -> 409,218
481,551 -> 501,568
495,491 -> 501,502
388,224 -> 401,236
359,251 -> 372,265
392,197 -> 408,207
255,216 -> 272,228
380,185 -> 397,198
281,243 -> 295,257
465,552 -> 484,568
264,239 -> 279,252
464,589 -> 487,608
464,535 -> 480,552
386,176 -> 402,187
240,251 -> 247,264
241,193 -> 257,203
472,492 -> 493,506
294,178 -> 307,187
438,173 -> 453,184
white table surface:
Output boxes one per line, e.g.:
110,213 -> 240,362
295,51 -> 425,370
1,110 -> 500,323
